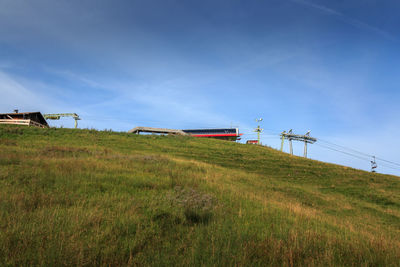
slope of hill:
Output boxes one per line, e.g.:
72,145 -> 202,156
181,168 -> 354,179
0,125 -> 399,266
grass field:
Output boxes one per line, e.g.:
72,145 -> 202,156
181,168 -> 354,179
0,125 -> 399,266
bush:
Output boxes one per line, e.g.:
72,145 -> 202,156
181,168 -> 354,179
171,186 -> 214,224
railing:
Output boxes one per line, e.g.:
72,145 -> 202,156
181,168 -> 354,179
0,119 -> 48,128
29,120 -> 48,128
0,119 -> 30,126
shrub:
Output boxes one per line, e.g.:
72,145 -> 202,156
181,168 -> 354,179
171,186 -> 214,224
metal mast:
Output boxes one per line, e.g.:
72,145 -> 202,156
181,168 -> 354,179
254,118 -> 263,145
280,130 -> 286,152
288,129 -> 293,155
303,130 -> 311,158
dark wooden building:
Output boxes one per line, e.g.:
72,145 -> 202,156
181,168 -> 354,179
0,111 -> 49,128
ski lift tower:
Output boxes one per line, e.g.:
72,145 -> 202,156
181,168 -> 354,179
280,130 -> 317,158
43,113 -> 81,128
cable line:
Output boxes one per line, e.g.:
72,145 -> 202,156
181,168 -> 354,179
318,138 -> 400,168
315,143 -> 400,172
318,138 -> 372,158
375,157 -> 400,167
314,143 -> 371,162
376,162 -> 400,171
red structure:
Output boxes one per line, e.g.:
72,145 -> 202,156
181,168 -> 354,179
182,128 -> 242,141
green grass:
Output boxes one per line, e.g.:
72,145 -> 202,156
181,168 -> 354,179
0,125 -> 399,266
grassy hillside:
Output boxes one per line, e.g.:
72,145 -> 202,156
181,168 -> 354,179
0,125 -> 399,266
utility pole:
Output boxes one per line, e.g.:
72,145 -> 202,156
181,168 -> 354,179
254,118 -> 263,145
280,129 -> 317,158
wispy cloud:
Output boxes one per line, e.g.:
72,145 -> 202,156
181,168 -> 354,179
0,70 -> 87,117
45,69 -> 104,88
0,71 -> 51,112
292,0 -> 341,16
291,0 -> 396,41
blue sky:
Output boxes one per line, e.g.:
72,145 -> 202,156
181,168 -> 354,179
1,0 -> 399,175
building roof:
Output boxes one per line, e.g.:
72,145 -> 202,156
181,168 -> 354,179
0,111 -> 49,127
